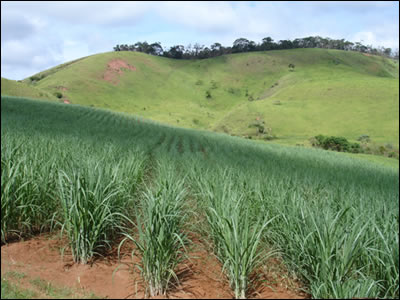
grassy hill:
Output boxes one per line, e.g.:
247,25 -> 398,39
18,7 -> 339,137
1,48 -> 398,148
1,77 -> 56,100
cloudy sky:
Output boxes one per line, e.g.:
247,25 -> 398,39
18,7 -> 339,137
1,1 -> 399,80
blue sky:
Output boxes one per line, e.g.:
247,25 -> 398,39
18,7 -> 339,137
1,1 -> 399,80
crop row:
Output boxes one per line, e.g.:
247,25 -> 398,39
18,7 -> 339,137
1,96 -> 398,298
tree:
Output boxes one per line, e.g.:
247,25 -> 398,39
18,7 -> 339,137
193,43 -> 204,57
344,41 -> 354,51
354,42 -> 362,52
360,44 -> 368,53
149,42 -> 163,56
120,44 -> 129,51
278,40 -> 293,49
113,35 -> 391,60
249,40 -> 257,51
184,44 -> 193,59
210,42 -> 222,56
302,36 -> 316,48
383,47 -> 392,57
134,41 -> 151,53
198,47 -> 211,59
232,38 -> 251,53
167,45 -> 185,59
261,37 -> 274,50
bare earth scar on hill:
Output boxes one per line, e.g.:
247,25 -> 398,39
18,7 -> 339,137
1,234 -> 307,299
102,59 -> 136,85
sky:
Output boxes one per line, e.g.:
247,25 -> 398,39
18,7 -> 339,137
1,1 -> 399,80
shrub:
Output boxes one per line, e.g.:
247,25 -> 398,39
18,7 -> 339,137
357,135 -> 371,143
54,92 -> 63,99
263,134 -> 277,141
312,135 -> 361,153
350,143 -> 362,153
248,121 -> 265,134
29,74 -> 45,82
227,87 -> 240,95
385,143 -> 393,150
379,146 -> 386,155
205,90 -> 212,99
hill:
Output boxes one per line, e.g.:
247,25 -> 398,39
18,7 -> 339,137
1,77 -> 56,100
1,48 -> 399,147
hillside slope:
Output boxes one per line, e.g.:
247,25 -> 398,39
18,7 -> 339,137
1,78 -> 56,100
2,48 -> 398,146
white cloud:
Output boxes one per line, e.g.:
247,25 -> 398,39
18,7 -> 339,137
61,40 -> 90,62
1,1 -> 398,80
1,10 -> 46,41
2,1 -> 153,27
352,28 -> 399,50
157,2 -> 237,33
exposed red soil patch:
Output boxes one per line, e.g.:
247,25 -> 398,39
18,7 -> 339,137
57,86 -> 68,92
1,234 -> 136,299
63,99 -> 71,104
362,53 -> 372,57
1,233 -> 307,299
102,59 -> 136,85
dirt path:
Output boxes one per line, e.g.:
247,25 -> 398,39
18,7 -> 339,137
1,233 -> 307,299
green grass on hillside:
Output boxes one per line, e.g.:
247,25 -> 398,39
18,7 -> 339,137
1,78 -> 57,101
2,49 -> 398,148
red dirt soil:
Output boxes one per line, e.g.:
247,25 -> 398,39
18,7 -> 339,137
1,234 -> 307,299
102,59 -> 136,85
57,86 -> 68,92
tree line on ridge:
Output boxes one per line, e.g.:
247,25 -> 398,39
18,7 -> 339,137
113,36 -> 398,60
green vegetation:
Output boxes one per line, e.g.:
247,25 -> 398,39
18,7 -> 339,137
1,96 -> 398,299
120,164 -> 188,296
1,275 -> 99,299
195,172 -> 275,299
2,48 -> 398,151
1,77 -> 56,101
1,278 -> 38,299
311,134 -> 361,153
310,134 -> 399,159
114,36 -> 397,60
57,153 -> 145,264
